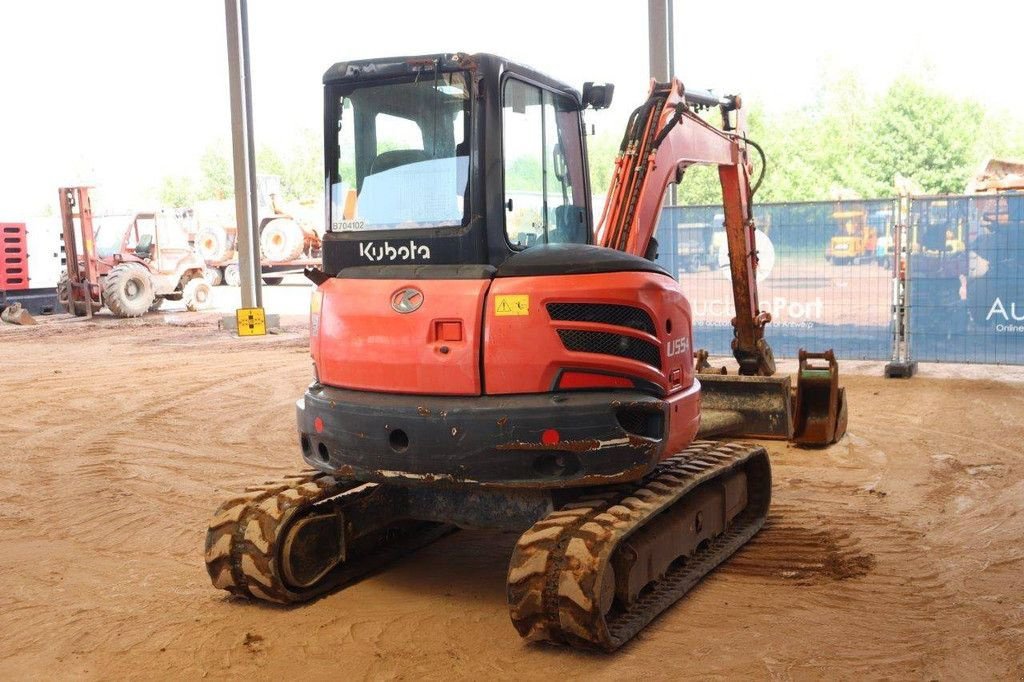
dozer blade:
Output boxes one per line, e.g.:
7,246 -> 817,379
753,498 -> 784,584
792,349 -> 848,447
697,374 -> 794,440
507,440 -> 771,651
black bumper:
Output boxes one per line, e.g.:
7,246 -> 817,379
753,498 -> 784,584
296,385 -> 668,489
1,288 -> 58,315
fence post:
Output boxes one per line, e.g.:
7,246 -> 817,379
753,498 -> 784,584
885,195 -> 918,377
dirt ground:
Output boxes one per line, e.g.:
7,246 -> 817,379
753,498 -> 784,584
1,312 -> 1023,681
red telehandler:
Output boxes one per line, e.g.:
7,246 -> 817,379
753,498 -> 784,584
205,53 -> 846,651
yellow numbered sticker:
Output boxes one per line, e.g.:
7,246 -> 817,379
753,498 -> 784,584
236,307 -> 267,336
495,294 -> 530,316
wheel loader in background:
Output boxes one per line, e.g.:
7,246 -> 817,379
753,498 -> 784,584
194,175 -> 323,285
205,53 -> 847,651
58,187 -> 212,317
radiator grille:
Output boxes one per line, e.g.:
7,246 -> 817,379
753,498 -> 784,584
546,302 -> 656,334
557,329 -> 662,369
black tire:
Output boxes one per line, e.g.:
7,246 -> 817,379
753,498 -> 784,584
102,263 -> 154,318
262,276 -> 284,286
57,273 -> 99,316
224,263 -> 241,287
183,277 -> 212,312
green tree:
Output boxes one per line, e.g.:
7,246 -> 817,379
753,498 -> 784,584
256,144 -> 286,180
198,142 -> 234,200
862,77 -> 984,195
159,175 -> 197,207
586,130 -> 620,198
282,128 -> 324,201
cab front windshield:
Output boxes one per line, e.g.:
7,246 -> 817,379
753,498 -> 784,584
329,72 -> 470,232
93,216 -> 131,258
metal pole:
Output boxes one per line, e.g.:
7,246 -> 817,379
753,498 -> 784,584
648,0 -> 676,208
224,0 -> 261,309
667,0 -> 675,78
666,0 -> 676,208
648,0 -> 669,83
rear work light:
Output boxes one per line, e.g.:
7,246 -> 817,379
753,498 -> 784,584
557,371 -> 635,390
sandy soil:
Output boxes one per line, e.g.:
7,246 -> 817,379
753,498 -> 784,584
1,312 -> 1023,680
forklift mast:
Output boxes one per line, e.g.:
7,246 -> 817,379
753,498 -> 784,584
58,187 -> 102,317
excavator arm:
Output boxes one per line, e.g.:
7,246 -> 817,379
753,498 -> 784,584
597,79 -> 846,445
597,79 -> 774,376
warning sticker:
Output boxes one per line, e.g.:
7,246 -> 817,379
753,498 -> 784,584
495,294 -> 530,316
236,307 -> 267,336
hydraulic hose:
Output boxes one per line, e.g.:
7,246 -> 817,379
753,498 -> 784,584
745,136 -> 767,197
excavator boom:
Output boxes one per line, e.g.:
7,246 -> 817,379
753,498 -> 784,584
598,80 -> 772,376
597,78 -> 845,441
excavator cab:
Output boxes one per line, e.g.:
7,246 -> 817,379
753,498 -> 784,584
206,52 -> 844,652
321,53 -> 593,273
309,53 -> 705,488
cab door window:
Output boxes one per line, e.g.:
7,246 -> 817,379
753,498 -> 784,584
502,79 -> 588,248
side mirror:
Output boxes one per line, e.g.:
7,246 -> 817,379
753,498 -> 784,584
582,82 -> 614,110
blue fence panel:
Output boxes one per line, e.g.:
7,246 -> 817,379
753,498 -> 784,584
656,199 -> 896,361
909,193 -> 1024,363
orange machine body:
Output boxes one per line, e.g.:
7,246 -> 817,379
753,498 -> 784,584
295,54 -> 763,489
310,267 -> 701,476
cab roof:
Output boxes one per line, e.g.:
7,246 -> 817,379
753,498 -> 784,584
322,52 -> 581,103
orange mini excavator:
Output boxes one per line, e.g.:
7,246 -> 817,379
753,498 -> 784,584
205,53 -> 846,651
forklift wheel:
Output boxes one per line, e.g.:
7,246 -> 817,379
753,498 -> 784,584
183,278 -> 212,312
103,263 -> 155,318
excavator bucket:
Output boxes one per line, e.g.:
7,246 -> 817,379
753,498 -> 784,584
697,374 -> 794,440
792,349 -> 848,446
696,348 -> 848,446
1,303 -> 37,326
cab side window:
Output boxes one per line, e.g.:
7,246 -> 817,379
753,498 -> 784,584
502,78 -> 588,249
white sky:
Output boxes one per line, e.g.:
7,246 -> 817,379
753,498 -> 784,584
2,0 -> 1022,217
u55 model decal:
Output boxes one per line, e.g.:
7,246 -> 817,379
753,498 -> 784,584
666,337 -> 690,357
359,240 -> 431,262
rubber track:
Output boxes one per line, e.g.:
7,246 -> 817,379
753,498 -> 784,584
507,440 -> 771,651
204,470 -> 452,604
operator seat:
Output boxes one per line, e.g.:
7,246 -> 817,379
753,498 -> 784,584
135,234 -> 154,259
369,149 -> 430,175
549,205 -> 588,244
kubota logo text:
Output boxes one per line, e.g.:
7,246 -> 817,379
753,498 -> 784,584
359,240 -> 431,262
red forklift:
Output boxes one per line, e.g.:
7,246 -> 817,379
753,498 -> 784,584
58,187 -> 212,318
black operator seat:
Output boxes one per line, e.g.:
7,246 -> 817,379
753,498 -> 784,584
550,205 -> 588,245
369,149 -> 430,175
